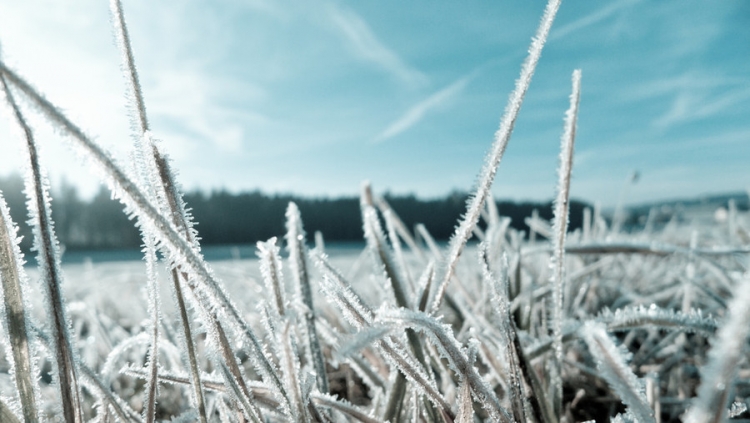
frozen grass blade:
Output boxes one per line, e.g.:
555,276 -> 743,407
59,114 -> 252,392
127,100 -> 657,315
415,224 -> 441,260
360,184 -> 411,309
581,321 -> 655,423
550,68 -> 581,416
110,3 -> 165,417
455,380 -> 473,423
0,192 -> 39,423
279,321 -> 308,422
684,273 -> 750,423
430,0 -> 562,312
169,270 -> 208,423
286,203 -> 329,394
480,250 -> 530,423
213,315 -> 265,423
110,0 -> 149,135
257,237 -> 287,317
311,393 -> 385,423
0,73 -> 83,423
599,305 -> 717,336
141,242 -> 160,423
375,197 -> 426,263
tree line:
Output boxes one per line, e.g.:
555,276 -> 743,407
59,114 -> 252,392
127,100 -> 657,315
0,174 -> 590,251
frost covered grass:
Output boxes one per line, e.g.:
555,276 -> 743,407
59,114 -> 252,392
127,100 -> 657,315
0,0 -> 749,422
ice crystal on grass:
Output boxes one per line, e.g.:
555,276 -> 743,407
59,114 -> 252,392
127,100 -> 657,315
581,321 -> 655,423
599,305 -> 717,336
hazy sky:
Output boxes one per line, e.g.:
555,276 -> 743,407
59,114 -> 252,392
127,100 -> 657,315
0,0 -> 748,206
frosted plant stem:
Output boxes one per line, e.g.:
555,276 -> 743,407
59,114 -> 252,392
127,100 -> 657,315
152,144 -> 209,423
0,73 -> 83,423
257,238 -> 286,317
430,0 -> 562,313
0,62 -> 291,414
110,0 -> 207,423
311,393 -> 386,423
375,197 -> 426,263
0,193 -> 39,423
550,69 -> 581,417
110,0 -> 149,134
170,269 -> 208,423
286,203 -> 329,394
279,322 -> 308,422
142,242 -> 160,423
684,273 -> 750,423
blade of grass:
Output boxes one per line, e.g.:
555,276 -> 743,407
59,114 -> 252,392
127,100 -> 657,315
286,203 -> 329,394
109,4 -> 205,418
550,68 -> 581,417
0,72 -> 83,423
0,192 -> 39,423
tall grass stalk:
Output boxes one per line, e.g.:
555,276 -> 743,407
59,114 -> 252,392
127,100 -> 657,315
0,73 -> 83,423
430,0 -> 561,313
550,68 -> 581,417
286,203 -> 329,394
0,192 -> 39,423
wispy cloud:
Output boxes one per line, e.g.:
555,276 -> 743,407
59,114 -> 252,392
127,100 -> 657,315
654,88 -> 750,129
375,71 -> 478,143
325,2 -> 426,85
552,0 -> 642,40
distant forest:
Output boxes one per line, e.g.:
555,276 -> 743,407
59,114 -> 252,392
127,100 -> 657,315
0,174 -> 590,251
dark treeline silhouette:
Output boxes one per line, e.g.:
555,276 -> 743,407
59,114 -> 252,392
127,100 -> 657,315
0,174 -> 590,251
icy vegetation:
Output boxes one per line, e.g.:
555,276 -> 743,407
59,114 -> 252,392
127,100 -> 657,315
0,0 -> 749,422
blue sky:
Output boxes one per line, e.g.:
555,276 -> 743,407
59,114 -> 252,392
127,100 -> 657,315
0,0 -> 748,206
